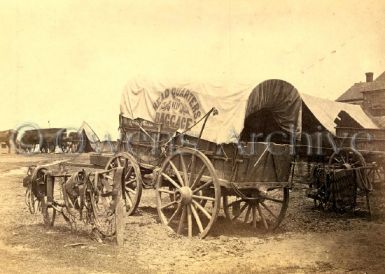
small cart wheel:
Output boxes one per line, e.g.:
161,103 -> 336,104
156,147 -> 221,238
25,185 -> 40,214
328,148 -> 370,214
223,187 -> 289,231
328,148 -> 366,169
105,153 -> 142,215
31,167 -> 55,227
89,168 -> 120,237
41,197 -> 56,227
31,166 -> 48,198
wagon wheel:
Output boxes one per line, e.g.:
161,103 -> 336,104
223,187 -> 289,231
31,166 -> 48,200
31,166 -> 56,227
41,196 -> 56,227
105,153 -> 142,215
89,169 -> 118,237
328,148 -> 366,169
24,167 -> 39,214
328,148 -> 370,214
156,148 -> 221,238
31,166 -> 47,220
25,185 -> 40,214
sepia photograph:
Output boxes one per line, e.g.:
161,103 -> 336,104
0,0 -> 384,273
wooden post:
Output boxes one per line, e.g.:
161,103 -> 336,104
113,167 -> 125,246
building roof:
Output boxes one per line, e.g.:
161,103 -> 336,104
336,71 -> 385,102
336,83 -> 365,102
370,115 -> 385,128
375,71 -> 385,82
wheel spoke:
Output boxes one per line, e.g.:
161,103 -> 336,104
167,204 -> 182,225
161,172 -> 181,189
124,167 -> 133,180
257,203 -> 269,230
244,204 -> 251,223
190,165 -> 207,190
187,205 -> 192,237
180,154 -> 189,186
161,201 -> 177,210
234,203 -> 248,219
188,153 -> 196,187
252,204 -> 257,228
125,178 -> 137,185
190,204 -> 203,233
126,188 -> 136,195
169,160 -> 185,186
192,200 -> 211,220
260,201 -> 278,219
192,180 -> 212,194
226,199 -> 244,208
177,206 -> 186,234
158,188 -> 175,195
192,195 -> 215,202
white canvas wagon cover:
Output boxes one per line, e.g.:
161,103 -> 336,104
120,78 -> 377,144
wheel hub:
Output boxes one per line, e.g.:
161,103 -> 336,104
175,186 -> 193,205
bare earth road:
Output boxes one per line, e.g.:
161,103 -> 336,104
0,154 -> 384,273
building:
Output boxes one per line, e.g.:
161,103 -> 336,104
337,71 -> 385,107
336,71 -> 385,127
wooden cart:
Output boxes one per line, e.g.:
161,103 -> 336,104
92,108 -> 294,238
299,126 -> 385,215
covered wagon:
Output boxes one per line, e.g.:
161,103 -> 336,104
90,78 -> 310,238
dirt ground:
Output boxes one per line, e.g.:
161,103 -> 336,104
0,154 -> 384,273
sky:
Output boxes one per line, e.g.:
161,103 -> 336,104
1,0 -> 385,139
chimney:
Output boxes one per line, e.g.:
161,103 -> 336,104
365,72 -> 374,82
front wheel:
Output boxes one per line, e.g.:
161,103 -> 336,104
106,153 -> 142,216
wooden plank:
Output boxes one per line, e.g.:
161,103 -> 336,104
114,167 -> 125,246
62,162 -> 103,169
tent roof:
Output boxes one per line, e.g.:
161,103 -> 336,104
301,93 -> 378,134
